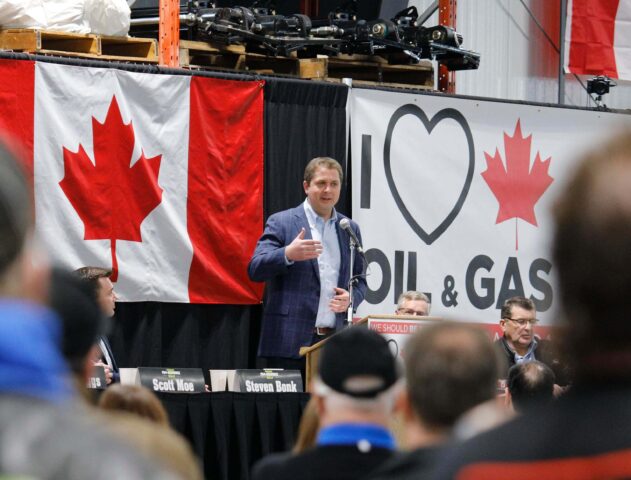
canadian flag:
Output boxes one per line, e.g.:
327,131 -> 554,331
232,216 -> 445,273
565,0 -> 631,80
0,59 -> 264,304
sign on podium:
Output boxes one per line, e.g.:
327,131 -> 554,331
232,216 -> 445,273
300,315 -> 440,391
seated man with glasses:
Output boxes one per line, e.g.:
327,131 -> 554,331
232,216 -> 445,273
395,291 -> 431,316
496,296 -> 569,386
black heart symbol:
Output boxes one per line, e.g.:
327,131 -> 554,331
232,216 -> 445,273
383,105 -> 475,245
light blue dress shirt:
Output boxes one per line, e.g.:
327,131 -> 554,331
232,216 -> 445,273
304,199 -> 341,328
514,337 -> 538,363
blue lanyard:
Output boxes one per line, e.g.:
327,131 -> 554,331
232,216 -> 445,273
317,424 -> 396,450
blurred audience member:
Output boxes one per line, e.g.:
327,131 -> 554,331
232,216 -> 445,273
99,384 -> 169,426
433,131 -> 631,478
0,136 -> 177,479
507,361 -> 555,413
54,271 -> 201,478
103,411 -> 202,480
49,267 -> 106,386
252,327 -> 400,480
368,322 -> 505,480
396,291 -> 430,316
74,266 -> 119,384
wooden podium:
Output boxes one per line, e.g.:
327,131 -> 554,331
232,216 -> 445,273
299,315 -> 439,392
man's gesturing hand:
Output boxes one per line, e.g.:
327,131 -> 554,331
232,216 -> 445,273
329,287 -> 350,313
285,228 -> 323,261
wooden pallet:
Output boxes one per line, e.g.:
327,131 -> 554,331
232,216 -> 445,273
180,40 -> 327,79
180,40 -> 433,87
327,54 -> 433,88
0,29 -> 158,63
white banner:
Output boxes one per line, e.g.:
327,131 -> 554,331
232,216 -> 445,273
351,88 -> 631,325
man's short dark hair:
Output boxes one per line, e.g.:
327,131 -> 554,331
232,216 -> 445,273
553,131 -> 631,362
508,361 -> 555,412
73,266 -> 112,301
303,157 -> 343,184
405,322 -> 500,429
0,138 -> 30,277
500,296 -> 535,320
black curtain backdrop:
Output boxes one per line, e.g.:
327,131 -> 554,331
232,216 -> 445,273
108,75 -> 350,373
264,78 -> 350,217
110,303 -> 262,381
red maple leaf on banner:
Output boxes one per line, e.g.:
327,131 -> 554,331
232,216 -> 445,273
59,95 -> 163,281
482,120 -> 553,250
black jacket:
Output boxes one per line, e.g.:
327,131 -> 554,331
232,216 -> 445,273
365,446 -> 442,480
251,444 -> 393,480
495,336 -> 570,386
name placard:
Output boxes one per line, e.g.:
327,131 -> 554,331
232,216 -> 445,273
138,367 -> 205,394
234,369 -> 303,393
86,364 -> 106,390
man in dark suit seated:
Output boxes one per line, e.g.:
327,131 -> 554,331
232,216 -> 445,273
248,157 -> 367,375
495,295 -> 569,386
74,266 -> 119,384
251,327 -> 399,480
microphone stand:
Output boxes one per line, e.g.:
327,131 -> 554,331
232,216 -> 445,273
347,237 -> 356,326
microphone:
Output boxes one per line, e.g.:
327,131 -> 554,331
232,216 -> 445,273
339,218 -> 364,254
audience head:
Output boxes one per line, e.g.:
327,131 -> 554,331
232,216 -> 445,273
0,136 -> 45,299
73,266 -> 117,317
314,327 -> 400,427
404,322 -> 500,431
396,291 -> 431,316
553,131 -> 631,374
48,266 -> 106,378
99,384 -> 169,426
0,139 -> 30,273
507,361 -> 555,412
102,412 -> 202,480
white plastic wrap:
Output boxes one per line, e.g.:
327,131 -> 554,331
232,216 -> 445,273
84,0 -> 131,36
0,0 -> 48,29
43,0 -> 90,34
0,0 -> 131,36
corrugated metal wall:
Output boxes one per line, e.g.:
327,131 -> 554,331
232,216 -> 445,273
408,0 -> 631,110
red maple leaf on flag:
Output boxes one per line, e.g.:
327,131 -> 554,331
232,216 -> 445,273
59,95 -> 163,281
481,120 -> 553,250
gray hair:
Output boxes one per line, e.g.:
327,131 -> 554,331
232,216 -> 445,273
396,290 -> 431,313
312,377 -> 401,415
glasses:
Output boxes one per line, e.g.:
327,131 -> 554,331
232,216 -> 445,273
397,308 -> 427,316
503,317 -> 539,327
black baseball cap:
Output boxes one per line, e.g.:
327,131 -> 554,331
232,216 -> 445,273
318,326 -> 400,398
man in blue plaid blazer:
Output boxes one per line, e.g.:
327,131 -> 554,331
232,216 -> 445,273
248,157 -> 367,373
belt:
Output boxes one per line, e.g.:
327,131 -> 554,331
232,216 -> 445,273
314,327 -> 335,336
